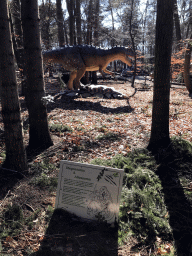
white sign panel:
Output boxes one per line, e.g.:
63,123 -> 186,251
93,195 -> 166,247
55,160 -> 124,224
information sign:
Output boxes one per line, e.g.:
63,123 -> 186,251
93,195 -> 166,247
55,160 -> 124,224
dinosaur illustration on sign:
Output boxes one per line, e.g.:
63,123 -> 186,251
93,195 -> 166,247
43,45 -> 134,90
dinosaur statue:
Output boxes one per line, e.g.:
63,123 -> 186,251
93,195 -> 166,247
43,45 -> 134,90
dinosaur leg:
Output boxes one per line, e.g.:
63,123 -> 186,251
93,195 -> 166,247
67,71 -> 77,90
73,67 -> 86,89
102,68 -> 115,77
99,67 -> 115,79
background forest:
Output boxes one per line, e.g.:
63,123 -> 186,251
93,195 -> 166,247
10,0 -> 192,90
37,0 -> 191,79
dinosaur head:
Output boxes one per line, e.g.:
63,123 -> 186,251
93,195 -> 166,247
115,47 -> 134,66
124,48 -> 134,66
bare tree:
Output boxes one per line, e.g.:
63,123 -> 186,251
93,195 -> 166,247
0,0 -> 27,172
92,0 -> 100,84
21,0 -> 53,151
66,0 -> 75,45
173,0 -> 181,42
147,0 -> 174,151
39,1 -> 57,49
183,35 -> 192,95
86,0 -> 93,44
56,0 -> 65,46
10,0 -> 23,66
76,0 -> 82,45
129,0 -> 137,87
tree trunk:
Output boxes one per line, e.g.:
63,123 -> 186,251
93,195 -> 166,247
0,0 -> 27,172
56,0 -> 65,46
173,0 -> 181,49
147,0 -> 174,151
21,0 -> 53,151
9,0 -> 26,96
63,13 -> 69,45
10,0 -> 23,64
40,0 -> 52,49
129,0 -> 136,88
92,0 -> 100,84
66,0 -> 75,45
87,0 -> 93,45
185,0 -> 192,39
183,36 -> 192,95
75,0 -> 82,45
84,0 -> 94,85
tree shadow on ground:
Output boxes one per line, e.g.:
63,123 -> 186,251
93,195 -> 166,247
46,94 -> 134,115
31,209 -> 118,256
154,145 -> 192,255
0,168 -> 24,200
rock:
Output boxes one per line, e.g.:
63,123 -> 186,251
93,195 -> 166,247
112,93 -> 120,98
58,86 -> 127,101
94,93 -> 103,98
66,92 -> 78,97
80,92 -> 91,98
105,92 -> 112,99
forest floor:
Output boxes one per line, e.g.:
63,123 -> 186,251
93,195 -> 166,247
0,75 -> 192,255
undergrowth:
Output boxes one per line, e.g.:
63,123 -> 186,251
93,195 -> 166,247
29,159 -> 58,191
91,136 -> 192,247
92,149 -> 172,245
96,132 -> 120,141
1,137 -> 192,255
49,123 -> 73,133
0,205 -> 53,239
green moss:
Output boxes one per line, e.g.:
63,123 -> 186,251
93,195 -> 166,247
0,204 -> 24,238
91,149 -> 171,244
30,173 -> 58,190
92,137 -> 192,246
96,132 -> 120,141
29,159 -> 58,191
49,123 -> 73,133
25,209 -> 41,230
29,159 -> 56,175
45,205 -> 54,222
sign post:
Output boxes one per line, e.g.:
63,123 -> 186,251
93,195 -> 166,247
55,160 -> 124,224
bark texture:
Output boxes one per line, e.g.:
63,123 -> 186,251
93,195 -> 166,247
148,0 -> 174,151
0,0 -> 27,172
21,0 -> 53,150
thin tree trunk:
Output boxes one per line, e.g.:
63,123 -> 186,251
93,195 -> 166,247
56,0 -> 65,46
183,35 -> 192,95
84,0 -> 93,85
9,0 -> 26,96
129,0 -> 136,88
10,0 -> 23,65
63,13 -> 69,45
21,0 -> 53,151
92,0 -> 100,84
185,1 -> 192,39
76,0 -> 82,45
0,0 -> 27,172
87,0 -> 93,45
147,0 -> 174,151
66,0 -> 75,45
173,0 -> 181,49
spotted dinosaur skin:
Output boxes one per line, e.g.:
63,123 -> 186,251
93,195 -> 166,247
43,45 -> 134,90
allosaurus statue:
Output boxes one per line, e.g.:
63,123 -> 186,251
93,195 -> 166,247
43,45 -> 134,90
